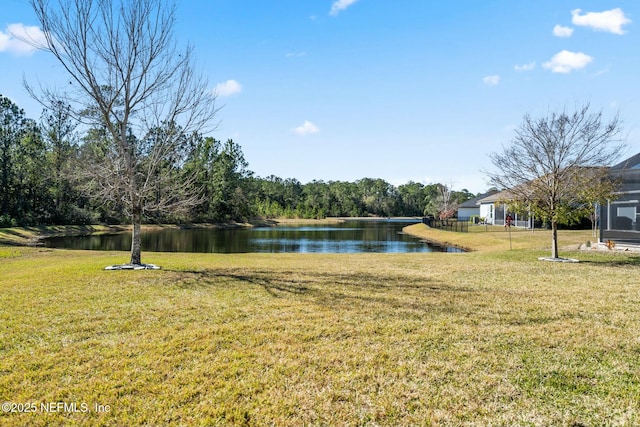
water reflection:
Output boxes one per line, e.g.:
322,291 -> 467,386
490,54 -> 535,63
43,220 -> 463,253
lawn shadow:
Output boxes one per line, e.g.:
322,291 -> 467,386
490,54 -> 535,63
166,267 -> 474,312
0,238 -> 24,247
168,268 -> 317,297
578,254 -> 640,267
0,229 -> 34,246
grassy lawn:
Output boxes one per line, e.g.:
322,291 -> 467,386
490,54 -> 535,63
1,225 -> 639,426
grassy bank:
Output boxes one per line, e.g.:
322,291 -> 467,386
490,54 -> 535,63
402,222 -> 596,253
0,225 -> 130,246
1,227 -> 639,426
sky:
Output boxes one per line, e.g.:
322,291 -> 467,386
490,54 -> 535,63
2,0 -> 640,194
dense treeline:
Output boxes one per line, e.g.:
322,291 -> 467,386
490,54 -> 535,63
1,96 -> 93,226
0,95 -> 476,227
247,177 -> 474,219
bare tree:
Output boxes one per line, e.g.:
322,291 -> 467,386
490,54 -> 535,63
435,183 -> 458,220
424,183 -> 458,220
28,0 -> 218,266
488,104 -> 625,259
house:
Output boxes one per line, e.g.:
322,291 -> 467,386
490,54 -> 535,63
456,190 -> 498,221
476,189 -> 533,228
600,152 -> 640,245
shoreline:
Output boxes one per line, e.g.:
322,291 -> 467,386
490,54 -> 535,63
401,223 -> 473,252
0,224 -> 129,247
1,217 -> 428,248
0,217 -> 355,247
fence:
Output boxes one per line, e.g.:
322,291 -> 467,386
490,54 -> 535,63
422,217 -> 469,233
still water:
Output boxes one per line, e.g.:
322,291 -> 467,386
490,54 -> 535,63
43,219 -> 463,254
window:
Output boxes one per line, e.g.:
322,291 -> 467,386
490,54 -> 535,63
615,205 -> 637,230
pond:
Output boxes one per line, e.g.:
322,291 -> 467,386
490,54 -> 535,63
42,219 -> 463,254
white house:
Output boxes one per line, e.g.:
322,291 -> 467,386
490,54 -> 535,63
476,190 -> 532,227
457,190 -> 498,221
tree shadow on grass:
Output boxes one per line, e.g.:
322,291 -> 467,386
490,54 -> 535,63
0,238 -> 23,247
0,229 -> 34,246
169,268 -> 317,297
578,255 -> 640,268
165,267 -> 476,312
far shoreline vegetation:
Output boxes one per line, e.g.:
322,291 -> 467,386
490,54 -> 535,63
1,95 -> 475,231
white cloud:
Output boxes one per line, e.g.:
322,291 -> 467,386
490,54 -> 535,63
329,0 -> 358,16
543,50 -> 593,73
553,24 -> 574,38
571,8 -> 631,35
286,52 -> 306,58
0,23 -> 47,55
482,75 -> 500,86
514,62 -> 535,72
291,120 -> 319,136
214,80 -> 242,97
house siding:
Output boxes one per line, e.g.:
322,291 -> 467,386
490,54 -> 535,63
479,203 -> 494,224
456,190 -> 498,221
457,207 -> 479,220
600,167 -> 640,244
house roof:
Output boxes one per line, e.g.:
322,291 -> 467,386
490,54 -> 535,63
478,166 -> 609,204
458,190 -> 499,207
476,189 -> 514,204
611,152 -> 640,170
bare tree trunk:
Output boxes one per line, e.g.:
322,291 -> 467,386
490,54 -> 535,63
551,220 -> 559,259
28,0 -> 218,269
131,205 -> 142,265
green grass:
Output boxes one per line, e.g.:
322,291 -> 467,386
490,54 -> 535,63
1,226 -> 639,426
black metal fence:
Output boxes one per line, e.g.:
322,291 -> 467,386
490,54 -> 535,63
422,217 -> 469,233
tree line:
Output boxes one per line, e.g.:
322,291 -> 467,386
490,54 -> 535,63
0,94 -> 476,228
248,176 -> 475,219
20,0 -> 479,266
21,0 -> 622,266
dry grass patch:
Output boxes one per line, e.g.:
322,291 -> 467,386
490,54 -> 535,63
1,240 -> 639,425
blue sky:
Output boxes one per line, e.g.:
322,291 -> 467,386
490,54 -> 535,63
2,0 -> 640,193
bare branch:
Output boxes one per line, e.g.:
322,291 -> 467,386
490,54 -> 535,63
486,103 -> 625,258
28,0 -> 218,265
